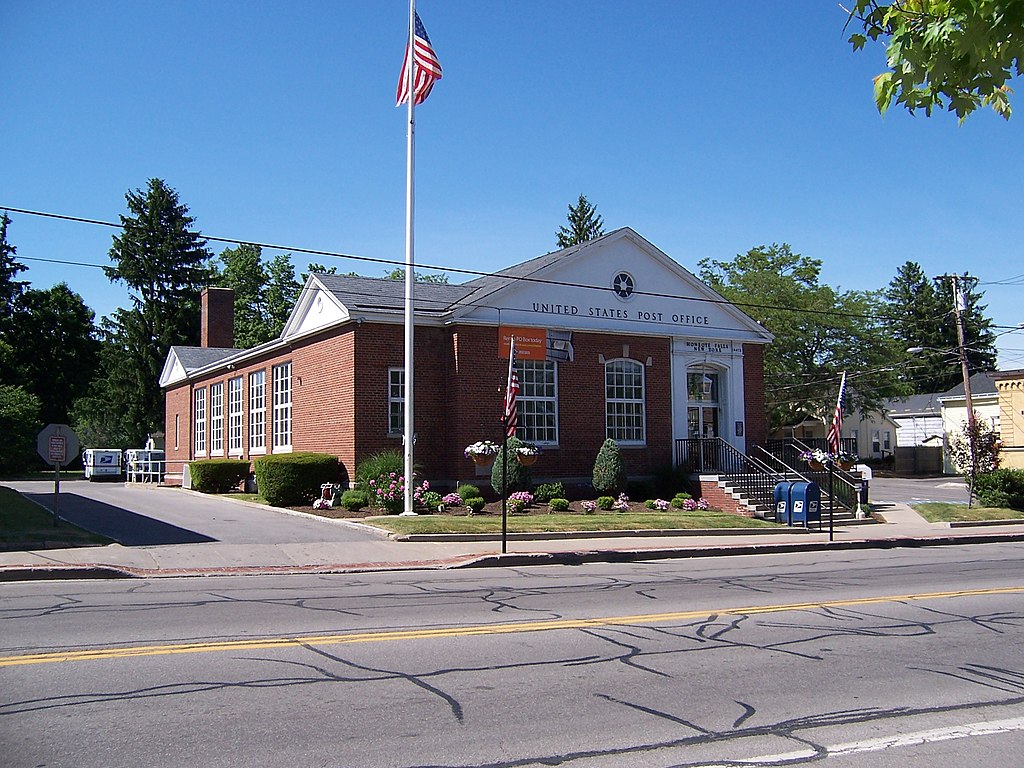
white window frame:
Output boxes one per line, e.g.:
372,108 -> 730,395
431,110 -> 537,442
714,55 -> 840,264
249,370 -> 266,454
228,376 -> 244,455
210,382 -> 224,456
516,359 -> 558,445
194,388 -> 207,456
388,368 -> 405,435
272,362 -> 292,452
605,358 -> 646,444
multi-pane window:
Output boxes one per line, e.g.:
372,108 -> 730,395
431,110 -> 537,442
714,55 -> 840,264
228,377 -> 243,454
194,388 -> 207,455
388,368 -> 404,435
605,359 -> 645,443
210,382 -> 224,455
516,360 -> 557,444
249,370 -> 266,452
272,362 -> 292,450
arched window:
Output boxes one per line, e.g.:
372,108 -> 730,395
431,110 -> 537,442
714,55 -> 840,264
605,359 -> 645,443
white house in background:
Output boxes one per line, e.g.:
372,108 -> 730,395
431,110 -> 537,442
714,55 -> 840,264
887,393 -> 944,474
938,371 -> 1000,475
773,408 -> 898,460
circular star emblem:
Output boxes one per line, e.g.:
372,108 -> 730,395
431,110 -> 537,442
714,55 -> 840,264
612,272 -> 635,299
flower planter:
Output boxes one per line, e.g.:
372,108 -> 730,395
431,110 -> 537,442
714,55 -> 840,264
839,461 -> 854,471
517,453 -> 538,466
807,460 -> 824,471
470,453 -> 495,468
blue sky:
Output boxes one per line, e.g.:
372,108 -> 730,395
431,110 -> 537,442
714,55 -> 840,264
4,1 -> 1023,367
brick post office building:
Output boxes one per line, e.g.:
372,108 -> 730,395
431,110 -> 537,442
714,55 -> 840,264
160,228 -> 773,490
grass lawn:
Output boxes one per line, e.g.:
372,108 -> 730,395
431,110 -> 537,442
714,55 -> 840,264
0,486 -> 112,549
912,502 -> 1024,523
363,511 -> 779,535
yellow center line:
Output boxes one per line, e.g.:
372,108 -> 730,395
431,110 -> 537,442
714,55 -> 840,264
3,585 -> 1022,668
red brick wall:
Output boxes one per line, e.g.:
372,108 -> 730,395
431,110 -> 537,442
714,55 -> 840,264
201,288 -> 234,349
743,343 -> 767,448
164,384 -> 191,476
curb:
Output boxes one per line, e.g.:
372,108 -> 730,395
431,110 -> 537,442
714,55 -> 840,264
3,531 -> 1024,582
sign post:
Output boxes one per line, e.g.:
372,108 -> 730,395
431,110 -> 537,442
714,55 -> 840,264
36,424 -> 80,526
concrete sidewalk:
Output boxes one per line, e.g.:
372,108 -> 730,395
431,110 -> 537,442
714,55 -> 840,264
3,495 -> 1024,581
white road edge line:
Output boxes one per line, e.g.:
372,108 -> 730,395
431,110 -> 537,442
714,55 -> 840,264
697,715 -> 1024,766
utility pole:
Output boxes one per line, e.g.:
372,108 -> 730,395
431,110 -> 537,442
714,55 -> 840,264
943,273 -> 978,507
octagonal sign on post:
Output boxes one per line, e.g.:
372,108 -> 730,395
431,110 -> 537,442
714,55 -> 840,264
37,424 -> 80,468
36,424 -> 80,526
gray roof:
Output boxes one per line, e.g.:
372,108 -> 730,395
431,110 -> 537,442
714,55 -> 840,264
939,371 -> 999,399
885,393 -> 942,417
171,346 -> 245,372
316,273 -> 473,316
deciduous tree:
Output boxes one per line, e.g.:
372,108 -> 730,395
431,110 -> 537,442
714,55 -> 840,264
847,0 -> 1024,121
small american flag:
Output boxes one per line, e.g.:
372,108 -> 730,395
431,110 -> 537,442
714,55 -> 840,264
827,371 -> 847,455
396,12 -> 442,106
504,344 -> 520,437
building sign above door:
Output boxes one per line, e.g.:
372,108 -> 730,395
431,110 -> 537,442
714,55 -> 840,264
685,341 -> 733,355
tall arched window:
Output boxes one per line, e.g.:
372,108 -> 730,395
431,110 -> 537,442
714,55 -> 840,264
606,359 -> 645,443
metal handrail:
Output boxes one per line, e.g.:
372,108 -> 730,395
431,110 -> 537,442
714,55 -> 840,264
763,438 -> 860,512
675,438 -> 787,520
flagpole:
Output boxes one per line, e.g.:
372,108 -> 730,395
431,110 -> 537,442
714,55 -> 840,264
501,341 -> 515,553
402,0 -> 417,516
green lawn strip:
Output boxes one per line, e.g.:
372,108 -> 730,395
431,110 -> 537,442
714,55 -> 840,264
364,511 -> 779,535
912,502 -> 1024,523
0,486 -> 112,548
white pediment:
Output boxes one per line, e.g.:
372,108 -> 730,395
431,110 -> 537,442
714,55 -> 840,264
456,229 -> 773,343
281,279 -> 350,339
159,351 -> 187,388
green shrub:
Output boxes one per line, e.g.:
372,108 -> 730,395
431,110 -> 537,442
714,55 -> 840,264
592,438 -> 627,495
596,495 -> 615,511
548,498 -> 570,513
974,468 -> 1024,510
254,453 -> 340,507
356,450 -> 405,487
491,436 -> 532,495
188,458 -> 250,493
465,496 -> 486,513
534,482 -> 566,503
457,483 -> 481,500
340,489 -> 368,512
419,490 -> 443,512
672,492 -> 692,509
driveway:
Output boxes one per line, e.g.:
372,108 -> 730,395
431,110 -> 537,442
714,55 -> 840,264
869,475 -> 970,505
6,479 -> 383,546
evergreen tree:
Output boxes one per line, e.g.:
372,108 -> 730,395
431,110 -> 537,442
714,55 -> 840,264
884,263 -> 996,393
592,438 -> 627,495
556,194 -> 606,248
490,436 -> 532,495
0,213 -> 28,335
102,179 -> 214,445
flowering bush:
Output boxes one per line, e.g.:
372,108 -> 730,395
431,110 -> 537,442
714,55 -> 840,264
581,500 -> 598,514
464,441 -> 499,458
507,490 -> 534,514
798,448 -> 832,464
682,497 -> 710,511
646,498 -> 670,511
441,492 -> 463,508
612,492 -> 630,511
367,474 -> 431,515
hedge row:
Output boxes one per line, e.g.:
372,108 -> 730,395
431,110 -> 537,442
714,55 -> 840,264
974,468 -> 1024,510
254,452 -> 341,506
189,459 -> 250,494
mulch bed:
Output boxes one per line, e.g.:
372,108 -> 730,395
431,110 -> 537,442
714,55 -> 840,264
293,499 -> 679,520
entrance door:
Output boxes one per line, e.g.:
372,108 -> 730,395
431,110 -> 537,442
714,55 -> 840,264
688,406 -> 719,439
687,370 -> 721,438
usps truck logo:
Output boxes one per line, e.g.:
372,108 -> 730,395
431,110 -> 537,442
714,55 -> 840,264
99,455 -> 114,465
612,272 -> 635,300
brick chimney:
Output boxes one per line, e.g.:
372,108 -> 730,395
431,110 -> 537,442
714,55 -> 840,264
201,287 -> 234,348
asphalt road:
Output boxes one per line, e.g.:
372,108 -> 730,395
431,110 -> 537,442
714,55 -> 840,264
870,475 -> 970,505
2,543 -> 1023,767
6,478 -> 381,545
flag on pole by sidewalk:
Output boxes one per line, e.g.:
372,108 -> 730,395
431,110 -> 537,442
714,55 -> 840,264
504,343 -> 520,437
396,11 -> 442,106
827,371 -> 847,455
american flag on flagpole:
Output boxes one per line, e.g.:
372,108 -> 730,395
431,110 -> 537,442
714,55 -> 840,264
827,371 -> 847,455
504,343 -> 520,438
396,11 -> 443,106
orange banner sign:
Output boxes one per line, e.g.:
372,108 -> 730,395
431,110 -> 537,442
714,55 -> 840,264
499,326 -> 547,360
